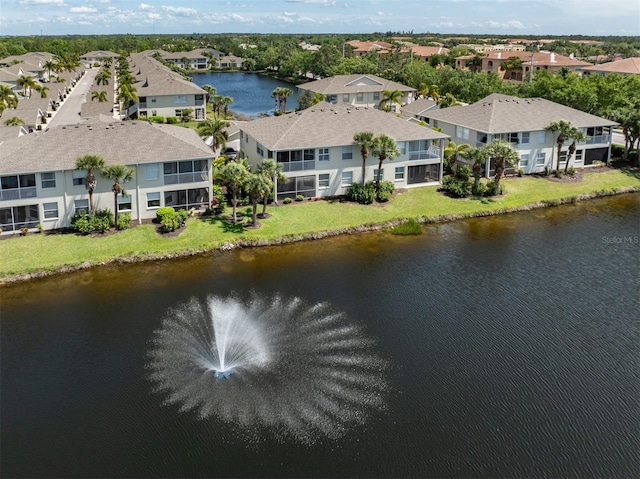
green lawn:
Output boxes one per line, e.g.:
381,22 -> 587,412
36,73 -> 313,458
1,168 -> 639,281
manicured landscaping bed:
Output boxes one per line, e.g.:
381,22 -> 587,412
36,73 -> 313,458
1,168 -> 639,283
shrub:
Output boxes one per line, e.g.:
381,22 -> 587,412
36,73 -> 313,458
166,116 -> 178,124
555,170 -> 564,179
19,227 -> 29,236
92,208 -> 114,233
485,180 -> 504,195
472,182 -> 487,196
295,194 -> 304,202
151,116 -> 165,124
347,182 -> 375,204
390,219 -> 422,236
283,197 -> 292,204
160,215 -> 181,233
611,144 -> 625,159
156,207 -> 175,223
376,180 -> 395,202
210,185 -> 227,215
116,212 -> 131,230
70,212 -> 93,235
442,175 -> 472,198
567,166 -> 576,176
517,168 -> 524,177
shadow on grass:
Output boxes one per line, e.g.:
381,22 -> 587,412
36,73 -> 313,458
611,163 -> 640,180
198,215 -> 246,234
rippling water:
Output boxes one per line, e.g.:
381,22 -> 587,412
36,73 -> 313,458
1,194 -> 639,478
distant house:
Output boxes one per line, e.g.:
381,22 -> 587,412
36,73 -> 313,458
0,119 -> 213,234
297,74 -> 415,113
346,40 -> 395,57
80,51 -> 119,66
410,46 -> 450,62
160,48 -> 224,70
125,53 -> 207,121
400,98 -> 440,123
581,57 -> 640,77
422,93 -> 617,176
216,55 -> 243,69
239,103 -> 448,200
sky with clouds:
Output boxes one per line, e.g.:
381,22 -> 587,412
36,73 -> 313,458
1,0 -> 639,37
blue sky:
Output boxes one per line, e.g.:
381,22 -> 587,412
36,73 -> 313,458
1,0 -> 639,37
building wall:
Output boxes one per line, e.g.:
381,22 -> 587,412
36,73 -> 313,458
137,93 -> 206,120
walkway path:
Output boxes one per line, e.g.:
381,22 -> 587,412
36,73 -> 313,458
46,68 -> 98,128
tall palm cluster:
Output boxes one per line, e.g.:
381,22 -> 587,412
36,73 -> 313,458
115,56 -> 138,116
271,87 -> 292,114
353,131 -> 401,195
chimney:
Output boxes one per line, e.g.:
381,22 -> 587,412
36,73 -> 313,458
550,52 -> 556,63
497,52 -> 502,59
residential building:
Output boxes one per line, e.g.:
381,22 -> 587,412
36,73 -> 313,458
297,74 -> 415,113
400,98 -> 440,123
124,53 -> 207,121
238,103 -> 448,201
581,57 -> 640,76
422,93 -> 617,176
346,40 -> 395,57
80,51 -> 119,66
0,119 -> 213,234
160,48 -> 224,70
410,46 -> 450,63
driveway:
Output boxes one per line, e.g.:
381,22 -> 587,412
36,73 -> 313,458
46,68 -> 99,128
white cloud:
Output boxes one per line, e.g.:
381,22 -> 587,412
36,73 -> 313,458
138,3 -> 154,11
70,6 -> 97,13
161,6 -> 197,16
286,0 -> 337,5
20,0 -> 66,5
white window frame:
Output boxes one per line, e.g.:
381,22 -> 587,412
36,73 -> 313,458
536,152 -> 546,165
256,143 -> 264,156
41,172 -> 56,189
117,195 -> 132,211
175,95 -> 187,104
397,141 -> 406,155
341,171 -> 353,187
342,93 -> 349,103
318,148 -> 329,162
43,202 -> 59,219
373,92 -> 380,101
72,170 -> 86,187
74,198 -> 89,214
147,192 -> 161,208
521,132 -> 530,144
356,92 -> 363,102
395,166 -> 405,180
519,154 -> 529,167
145,163 -> 159,181
575,149 -> 583,163
342,146 -> 353,161
318,173 -> 330,188
537,131 -> 546,144
373,169 -> 384,182
455,126 -> 470,140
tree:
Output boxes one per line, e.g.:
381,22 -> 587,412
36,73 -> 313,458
3,116 -> 25,126
378,89 -> 403,112
609,105 -> 640,166
545,119 -> 576,173
96,70 -> 110,86
438,93 -> 461,108
371,134 -> 400,197
353,131 -> 375,186
117,84 -> 138,115
181,57 -> 190,70
101,164 -> 135,226
17,75 -> 37,98
257,159 -> 286,215
43,60 -> 57,80
482,140 -> 518,195
272,87 -> 293,114
501,56 -> 524,80
220,96 -> 233,117
0,85 -> 18,112
180,108 -> 194,123
564,129 -> 587,173
415,83 -> 439,102
36,85 -> 49,98
218,161 -> 249,223
461,147 -> 487,193
91,90 -> 108,102
244,172 -> 273,227
197,118 -> 229,154
201,84 -> 216,104
75,154 -> 106,212
443,140 -> 470,174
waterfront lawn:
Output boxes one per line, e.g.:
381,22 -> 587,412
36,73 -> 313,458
1,168 -> 638,280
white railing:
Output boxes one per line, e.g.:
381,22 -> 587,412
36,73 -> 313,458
281,160 -> 315,172
0,187 -> 37,201
164,171 -> 209,185
408,147 -> 441,161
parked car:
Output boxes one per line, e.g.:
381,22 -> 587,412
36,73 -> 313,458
224,147 -> 237,159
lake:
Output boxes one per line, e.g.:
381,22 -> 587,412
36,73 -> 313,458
190,72 -> 299,118
1,194 -> 639,478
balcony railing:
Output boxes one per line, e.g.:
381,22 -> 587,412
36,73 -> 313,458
584,134 -> 611,145
164,171 -> 209,185
0,187 -> 37,201
408,147 -> 441,161
280,160 -> 316,172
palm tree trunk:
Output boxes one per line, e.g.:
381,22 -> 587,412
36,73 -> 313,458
376,158 -> 383,196
231,190 -> 238,222
252,202 -> 258,225
113,191 -> 119,225
361,157 -> 367,186
494,158 -> 504,195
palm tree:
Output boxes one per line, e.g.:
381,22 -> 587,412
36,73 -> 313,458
211,94 -> 223,116
438,93 -> 461,108
101,164 -> 135,225
244,172 -> 273,227
271,87 -> 293,114
96,70 -> 110,86
257,159 -> 286,214
461,147 -> 486,193
75,154 -> 106,212
181,57 -> 190,70
220,96 -> 233,117
91,90 -> 108,102
482,140 -> 519,195
501,56 -> 524,80
3,116 -> 25,126
378,89 -> 403,112
415,83 -> 439,102
608,106 -> 640,166
564,129 -> 588,173
0,85 -> 18,112
545,119 -> 575,173
117,84 -> 138,116
43,60 -> 57,80
353,131 -> 375,186
444,140 -> 470,173
197,118 -> 229,154
218,161 -> 249,222
36,85 -> 49,99
371,134 -> 401,197
202,84 -> 216,104
17,75 -> 37,98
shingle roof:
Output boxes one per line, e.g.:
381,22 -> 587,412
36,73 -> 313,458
581,57 -> 640,75
483,50 -> 592,68
400,98 -> 439,117
239,103 -> 448,151
0,120 -> 212,175
298,74 -> 415,95
423,93 -> 616,133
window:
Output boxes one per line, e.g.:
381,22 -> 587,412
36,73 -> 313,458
373,169 -> 384,181
538,131 -> 546,143
395,166 -> 405,180
342,93 -> 349,103
257,143 -> 264,156
575,150 -> 583,163
2,174 -> 37,200
455,126 -> 469,140
174,109 -> 183,117
519,154 -> 529,167
536,152 -> 546,165
43,202 -> 58,219
397,141 -> 406,155
319,173 -> 330,188
175,95 -> 187,104
145,163 -> 159,181
41,172 -> 56,189
356,92 -> 363,102
276,175 -> 315,200
164,188 -> 209,210
303,149 -> 315,161
318,148 -> 329,162
521,132 -> 530,144
74,199 -> 89,214
341,171 -> 353,186
72,170 -> 86,186
147,192 -> 161,208
342,146 -> 353,161
0,204 -> 39,232
559,150 -> 567,163
373,92 -> 380,101
150,97 -> 157,103
117,195 -> 132,211
508,132 -> 518,143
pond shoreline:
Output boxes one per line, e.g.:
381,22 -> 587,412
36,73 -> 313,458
3,186 -> 638,285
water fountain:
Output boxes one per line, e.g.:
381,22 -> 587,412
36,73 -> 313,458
147,294 -> 388,442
